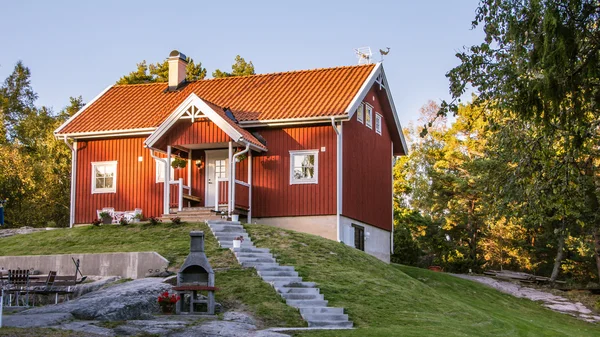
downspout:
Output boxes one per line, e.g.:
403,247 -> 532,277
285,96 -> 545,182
150,149 -> 168,215
166,146 -> 172,215
331,117 -> 342,242
231,142 -> 250,216
63,136 -> 76,228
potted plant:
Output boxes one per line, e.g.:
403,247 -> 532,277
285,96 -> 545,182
99,211 -> 112,225
157,291 -> 180,314
232,235 -> 244,249
171,157 -> 187,169
133,213 -> 143,223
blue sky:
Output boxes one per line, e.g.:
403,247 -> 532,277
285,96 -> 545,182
0,0 -> 482,126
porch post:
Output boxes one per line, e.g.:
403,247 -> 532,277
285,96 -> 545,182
228,141 -> 233,215
248,151 -> 252,223
187,150 -> 192,196
165,145 -> 172,215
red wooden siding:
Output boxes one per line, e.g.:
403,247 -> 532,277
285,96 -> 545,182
155,120 -> 231,149
235,183 -> 250,209
75,137 -> 164,223
252,126 -> 336,217
342,86 -> 393,231
218,181 -> 228,205
189,150 -> 206,204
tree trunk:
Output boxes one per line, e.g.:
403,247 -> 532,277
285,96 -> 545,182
550,221 -> 566,282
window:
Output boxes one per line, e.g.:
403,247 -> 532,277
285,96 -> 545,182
365,104 -> 373,129
92,161 -> 117,193
353,224 -> 365,251
155,158 -> 175,183
375,113 -> 382,135
215,159 -> 227,179
289,150 -> 318,184
356,103 -> 364,124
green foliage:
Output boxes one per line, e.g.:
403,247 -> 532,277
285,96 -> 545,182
212,55 -> 255,78
117,57 -> 207,84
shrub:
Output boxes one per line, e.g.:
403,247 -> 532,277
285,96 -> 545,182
119,217 -> 129,226
170,217 -> 183,225
91,219 -> 102,226
148,216 -> 162,225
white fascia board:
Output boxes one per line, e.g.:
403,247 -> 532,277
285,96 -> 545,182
345,63 -> 382,119
62,128 -> 155,139
239,116 -> 348,128
145,93 -> 244,149
54,84 -> 114,135
379,67 -> 408,155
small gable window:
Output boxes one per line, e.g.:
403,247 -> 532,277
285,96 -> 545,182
92,161 -> 117,193
375,113 -> 382,135
365,104 -> 373,129
289,150 -> 318,184
356,104 -> 364,124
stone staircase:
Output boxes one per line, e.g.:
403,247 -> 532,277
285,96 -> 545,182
207,220 -> 353,329
161,207 -> 224,222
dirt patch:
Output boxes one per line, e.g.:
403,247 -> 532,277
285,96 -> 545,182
454,274 -> 600,323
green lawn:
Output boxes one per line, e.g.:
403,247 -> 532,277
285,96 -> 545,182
1,223 -> 599,336
0,223 -> 304,329
245,224 -> 600,337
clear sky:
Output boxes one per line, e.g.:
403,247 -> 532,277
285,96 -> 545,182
0,0 -> 483,127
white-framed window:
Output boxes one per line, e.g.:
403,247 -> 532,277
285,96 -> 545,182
289,150 -> 318,184
215,159 -> 227,179
356,103 -> 364,124
155,158 -> 175,183
365,104 -> 373,129
375,113 -> 382,135
92,161 -> 117,193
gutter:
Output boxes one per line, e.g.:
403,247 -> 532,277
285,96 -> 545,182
331,117 -> 343,242
63,136 -> 76,228
230,142 -> 250,215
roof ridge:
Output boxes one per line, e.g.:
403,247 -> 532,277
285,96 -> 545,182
113,63 -> 377,87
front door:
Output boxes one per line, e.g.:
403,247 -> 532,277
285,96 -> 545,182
205,150 -> 229,207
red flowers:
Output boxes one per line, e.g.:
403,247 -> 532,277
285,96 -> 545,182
158,291 -> 180,304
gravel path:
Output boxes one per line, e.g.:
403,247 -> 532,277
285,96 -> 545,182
454,274 -> 600,323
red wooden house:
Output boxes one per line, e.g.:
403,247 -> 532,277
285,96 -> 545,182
55,51 -> 407,262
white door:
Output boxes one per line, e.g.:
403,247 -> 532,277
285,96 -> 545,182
205,150 -> 229,207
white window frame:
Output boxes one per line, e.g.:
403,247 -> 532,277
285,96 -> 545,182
155,158 -> 175,183
289,150 -> 319,185
356,103 -> 364,124
375,113 -> 382,135
91,161 -> 117,194
365,103 -> 373,129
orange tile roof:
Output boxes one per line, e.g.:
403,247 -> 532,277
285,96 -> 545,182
57,64 -> 375,134
203,100 -> 267,150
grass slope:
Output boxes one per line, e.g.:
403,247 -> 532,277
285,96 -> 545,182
1,223 -> 599,336
245,224 -> 600,337
0,223 -> 304,328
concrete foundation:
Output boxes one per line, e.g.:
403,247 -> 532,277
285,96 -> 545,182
340,216 -> 391,263
252,215 -> 337,241
0,252 -> 169,279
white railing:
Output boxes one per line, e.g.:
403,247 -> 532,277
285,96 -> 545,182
169,178 -> 191,212
215,177 -> 229,212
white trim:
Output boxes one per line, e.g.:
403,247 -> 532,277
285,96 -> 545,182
365,104 -> 373,129
234,180 -> 250,187
228,142 -> 233,213
165,146 -> 172,214
289,150 -> 319,185
335,122 -> 343,242
145,93 -> 267,152
239,116 -> 347,128
391,141 -> 394,254
91,161 -> 117,194
345,63 -> 382,118
204,149 -> 229,208
375,113 -> 382,135
379,67 -> 408,154
231,143 -> 250,213
248,151 -> 253,223
155,158 -> 174,183
59,128 -> 155,139
54,84 -> 113,135
69,139 -> 78,228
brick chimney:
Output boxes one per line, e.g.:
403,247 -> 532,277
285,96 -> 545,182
168,50 -> 188,91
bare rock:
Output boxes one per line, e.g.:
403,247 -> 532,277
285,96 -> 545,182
223,311 -> 256,325
19,278 -> 172,321
2,312 -> 74,328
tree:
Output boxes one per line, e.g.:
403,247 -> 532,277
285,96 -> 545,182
0,61 -> 38,142
441,0 -> 600,281
117,58 -> 207,84
212,55 -> 255,78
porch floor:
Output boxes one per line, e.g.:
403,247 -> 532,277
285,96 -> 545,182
162,207 -> 225,222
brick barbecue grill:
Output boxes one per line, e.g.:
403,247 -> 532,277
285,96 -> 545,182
174,231 -> 217,314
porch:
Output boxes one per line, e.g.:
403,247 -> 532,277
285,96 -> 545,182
144,94 -> 267,222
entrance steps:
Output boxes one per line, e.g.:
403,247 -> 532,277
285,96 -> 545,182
161,207 -> 224,222
207,220 -> 353,329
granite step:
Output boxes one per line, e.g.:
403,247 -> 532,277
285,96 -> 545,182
277,287 -> 320,294
307,320 -> 353,328
280,293 -> 324,300
299,307 -> 345,315
260,276 -> 302,283
257,270 -> 298,277
303,314 -> 349,321
286,299 -> 328,308
232,247 -> 270,254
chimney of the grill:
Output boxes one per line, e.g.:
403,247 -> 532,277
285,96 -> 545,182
167,50 -> 188,91
190,231 -> 205,253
